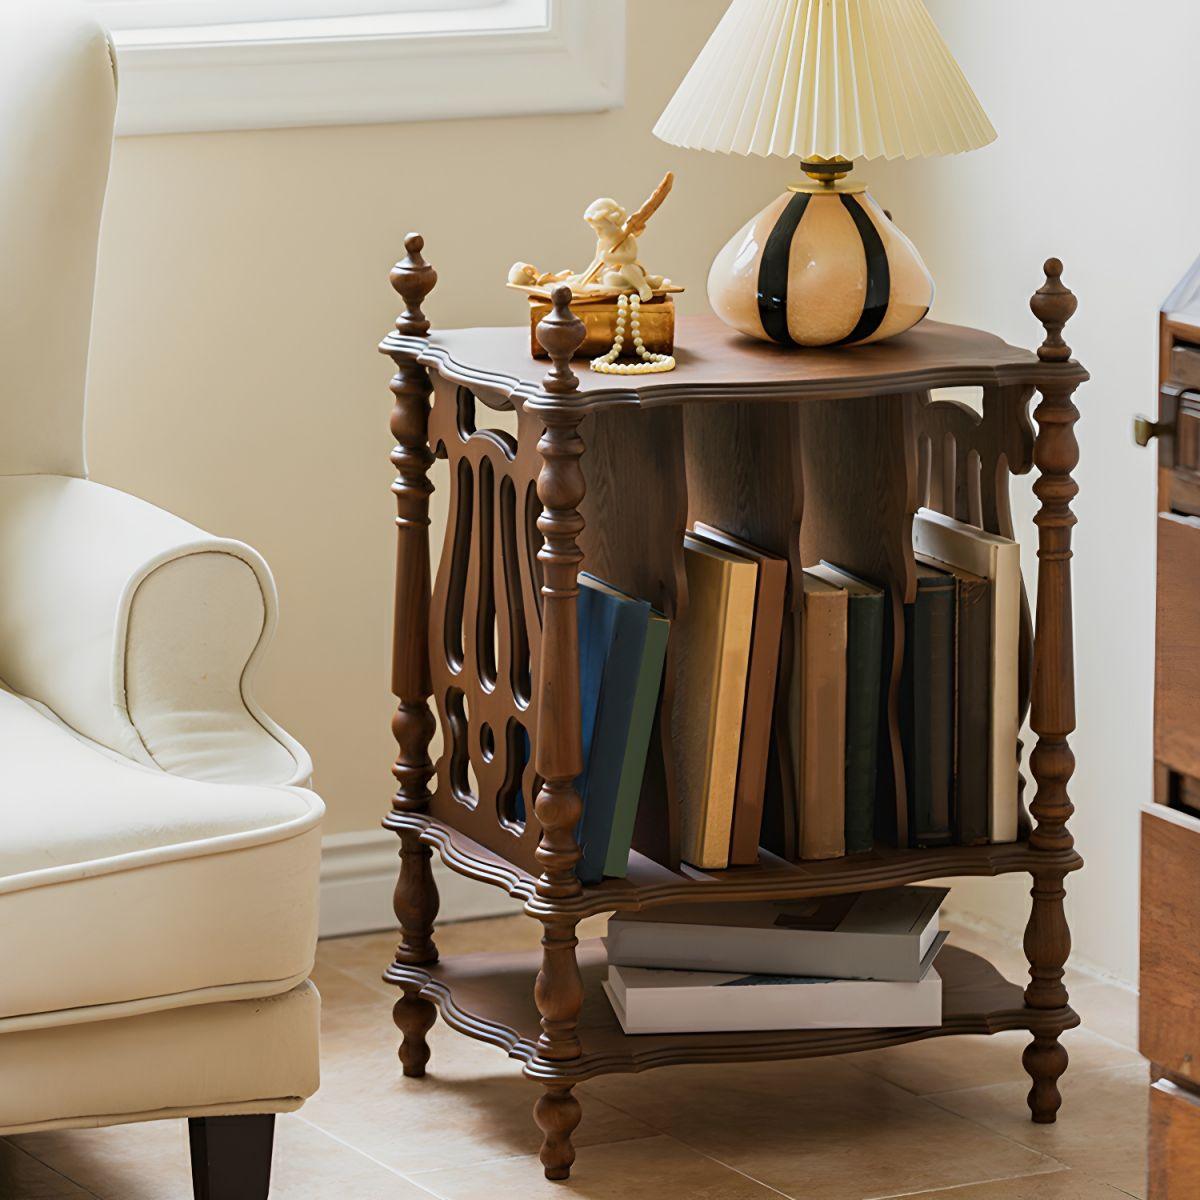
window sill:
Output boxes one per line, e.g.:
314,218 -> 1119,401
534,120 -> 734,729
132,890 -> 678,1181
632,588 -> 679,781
110,0 -> 627,136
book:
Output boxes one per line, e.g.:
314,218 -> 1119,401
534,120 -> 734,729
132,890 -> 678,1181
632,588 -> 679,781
573,574 -> 667,884
795,571 -> 848,860
691,523 -> 788,865
603,939 -> 947,1034
673,535 -> 759,869
806,563 -> 884,856
605,604 -> 670,877
900,563 -> 955,848
606,885 -> 948,981
912,509 -> 1021,843
918,553 -> 992,846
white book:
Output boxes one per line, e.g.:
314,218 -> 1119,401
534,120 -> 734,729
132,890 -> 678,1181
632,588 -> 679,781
603,937 -> 946,1035
911,508 -> 1021,843
605,886 -> 947,982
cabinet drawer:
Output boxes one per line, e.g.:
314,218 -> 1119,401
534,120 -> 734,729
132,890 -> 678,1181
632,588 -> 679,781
1150,1079 -> 1200,1199
1171,344 -> 1200,391
1156,513 -> 1200,778
1141,804 -> 1200,1076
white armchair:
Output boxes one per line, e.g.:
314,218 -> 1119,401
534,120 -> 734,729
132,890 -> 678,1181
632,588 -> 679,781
0,5 -> 324,1197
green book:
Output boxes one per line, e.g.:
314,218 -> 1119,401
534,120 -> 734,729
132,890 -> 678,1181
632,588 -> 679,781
809,563 -> 884,856
603,611 -> 670,877
900,563 -> 956,848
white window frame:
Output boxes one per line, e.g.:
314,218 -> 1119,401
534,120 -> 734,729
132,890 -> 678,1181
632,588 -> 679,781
97,0 -> 627,136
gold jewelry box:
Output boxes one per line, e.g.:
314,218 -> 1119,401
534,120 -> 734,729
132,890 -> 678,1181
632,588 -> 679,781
528,296 -> 676,360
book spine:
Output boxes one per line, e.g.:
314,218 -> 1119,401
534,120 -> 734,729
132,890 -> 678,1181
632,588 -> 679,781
603,615 -> 669,877
799,587 -> 847,859
576,600 -> 649,884
907,580 -> 955,848
844,592 -> 883,855
729,560 -> 787,865
955,576 -> 991,845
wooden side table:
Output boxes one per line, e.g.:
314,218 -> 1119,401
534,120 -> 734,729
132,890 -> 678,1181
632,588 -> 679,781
379,236 -> 1088,1182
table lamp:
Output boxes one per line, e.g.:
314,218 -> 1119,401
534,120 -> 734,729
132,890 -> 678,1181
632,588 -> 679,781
654,0 -> 996,348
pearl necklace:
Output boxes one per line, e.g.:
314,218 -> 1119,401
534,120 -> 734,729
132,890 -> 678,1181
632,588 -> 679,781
590,293 -> 676,375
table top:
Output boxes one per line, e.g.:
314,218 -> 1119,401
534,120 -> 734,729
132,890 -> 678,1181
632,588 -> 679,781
382,313 -> 1088,415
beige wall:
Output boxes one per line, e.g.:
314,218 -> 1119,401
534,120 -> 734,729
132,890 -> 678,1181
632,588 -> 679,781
85,0 -> 795,840
871,0 -> 1200,985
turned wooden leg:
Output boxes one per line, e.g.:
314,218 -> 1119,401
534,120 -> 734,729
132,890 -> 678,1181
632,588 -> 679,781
526,294 -> 590,1180
531,916 -> 585,1179
535,1084 -> 582,1182
1024,1032 -> 1070,1124
394,983 -> 436,1078
189,1115 -> 275,1200
393,833 -> 439,967
1022,260 -> 1083,1126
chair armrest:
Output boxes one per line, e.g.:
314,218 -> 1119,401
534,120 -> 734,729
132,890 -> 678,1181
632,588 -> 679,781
0,475 -> 310,786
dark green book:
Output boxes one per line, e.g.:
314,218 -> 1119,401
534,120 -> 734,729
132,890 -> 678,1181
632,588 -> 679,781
809,563 -> 884,856
919,555 -> 992,847
574,574 -> 669,884
900,563 -> 955,848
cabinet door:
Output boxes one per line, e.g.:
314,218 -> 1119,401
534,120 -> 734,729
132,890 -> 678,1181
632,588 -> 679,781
1156,514 -> 1200,781
1151,1080 -> 1200,1200
1141,803 -> 1200,1076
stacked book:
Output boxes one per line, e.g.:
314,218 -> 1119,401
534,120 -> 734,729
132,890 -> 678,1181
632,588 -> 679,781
602,885 -> 948,1034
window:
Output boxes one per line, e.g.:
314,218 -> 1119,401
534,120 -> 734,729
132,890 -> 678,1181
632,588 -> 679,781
91,0 -> 626,136
94,0 -> 514,30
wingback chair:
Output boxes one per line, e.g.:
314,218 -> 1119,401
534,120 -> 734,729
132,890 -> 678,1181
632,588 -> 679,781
0,6 -> 324,1196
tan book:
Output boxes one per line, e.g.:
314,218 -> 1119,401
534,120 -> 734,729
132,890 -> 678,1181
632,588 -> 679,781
692,523 -> 788,865
795,572 -> 848,860
673,534 -> 758,869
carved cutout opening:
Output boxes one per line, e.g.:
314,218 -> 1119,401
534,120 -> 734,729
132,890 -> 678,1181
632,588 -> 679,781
445,458 -> 474,673
525,480 -> 545,620
456,387 -> 476,440
445,687 -> 476,809
456,387 -> 518,456
496,718 -> 530,836
476,457 -> 498,692
929,385 -> 985,417
500,476 -> 532,708
479,721 -> 495,763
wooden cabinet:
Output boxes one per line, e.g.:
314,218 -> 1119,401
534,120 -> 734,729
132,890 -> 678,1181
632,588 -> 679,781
1142,255 -> 1200,1198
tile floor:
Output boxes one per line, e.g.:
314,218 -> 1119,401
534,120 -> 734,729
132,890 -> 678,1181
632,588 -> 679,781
2,916 -> 1147,1200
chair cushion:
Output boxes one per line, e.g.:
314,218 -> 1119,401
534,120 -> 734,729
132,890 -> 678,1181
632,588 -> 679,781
0,688 -> 323,1029
0,982 -> 320,1135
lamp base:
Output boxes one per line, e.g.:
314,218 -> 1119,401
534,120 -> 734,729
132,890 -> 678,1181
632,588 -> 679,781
707,185 -> 934,348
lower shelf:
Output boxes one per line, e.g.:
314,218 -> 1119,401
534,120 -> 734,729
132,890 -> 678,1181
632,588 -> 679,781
385,939 -> 1079,1084
387,811 -> 1085,919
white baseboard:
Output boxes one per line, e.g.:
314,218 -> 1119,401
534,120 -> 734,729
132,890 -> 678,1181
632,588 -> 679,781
318,829 -> 520,939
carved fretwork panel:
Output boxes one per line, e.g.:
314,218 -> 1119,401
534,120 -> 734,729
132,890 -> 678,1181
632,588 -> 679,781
427,377 -> 545,873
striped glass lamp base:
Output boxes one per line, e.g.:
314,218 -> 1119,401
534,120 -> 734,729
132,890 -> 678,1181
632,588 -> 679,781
708,186 -> 934,348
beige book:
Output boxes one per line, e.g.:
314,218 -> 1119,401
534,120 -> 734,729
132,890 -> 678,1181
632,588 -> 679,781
673,534 -> 758,869
795,572 -> 848,860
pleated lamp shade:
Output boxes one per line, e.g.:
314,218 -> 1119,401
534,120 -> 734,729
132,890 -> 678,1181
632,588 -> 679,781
654,0 -> 996,162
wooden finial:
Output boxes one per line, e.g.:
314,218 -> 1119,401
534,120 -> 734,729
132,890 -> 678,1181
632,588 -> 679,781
535,286 -> 586,395
1031,258 -> 1078,363
390,232 -> 438,338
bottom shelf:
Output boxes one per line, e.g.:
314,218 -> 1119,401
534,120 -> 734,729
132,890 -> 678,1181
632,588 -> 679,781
385,939 -> 1079,1084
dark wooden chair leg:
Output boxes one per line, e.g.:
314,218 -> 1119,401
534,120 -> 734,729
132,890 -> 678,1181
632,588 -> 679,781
189,1115 -> 275,1200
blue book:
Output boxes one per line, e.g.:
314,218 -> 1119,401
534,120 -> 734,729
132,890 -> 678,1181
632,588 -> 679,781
574,574 -> 664,884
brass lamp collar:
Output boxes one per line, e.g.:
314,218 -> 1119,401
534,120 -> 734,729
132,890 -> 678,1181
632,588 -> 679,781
789,155 -> 867,195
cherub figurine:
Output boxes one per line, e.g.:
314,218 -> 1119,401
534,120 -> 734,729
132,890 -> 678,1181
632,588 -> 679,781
506,172 -> 679,304
577,196 -> 666,302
